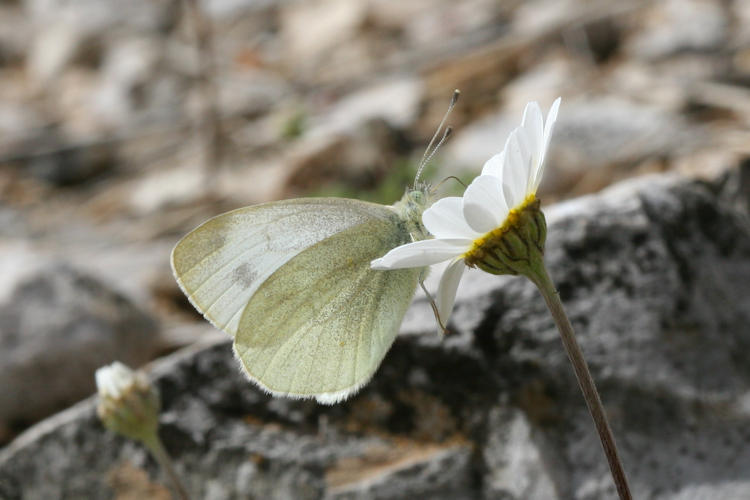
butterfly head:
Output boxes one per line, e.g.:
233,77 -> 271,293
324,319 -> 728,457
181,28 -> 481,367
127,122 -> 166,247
393,183 -> 434,242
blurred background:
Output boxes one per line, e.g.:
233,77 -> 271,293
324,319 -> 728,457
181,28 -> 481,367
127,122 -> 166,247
1,0 -> 749,480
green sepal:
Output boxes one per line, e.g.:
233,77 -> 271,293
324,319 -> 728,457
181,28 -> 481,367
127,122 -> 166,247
465,197 -> 547,278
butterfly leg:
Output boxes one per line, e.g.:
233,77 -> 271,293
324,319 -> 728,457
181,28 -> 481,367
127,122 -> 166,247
418,272 -> 449,336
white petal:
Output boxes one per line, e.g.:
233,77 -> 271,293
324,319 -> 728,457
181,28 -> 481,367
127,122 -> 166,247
481,150 -> 505,178
514,127 -> 535,195
533,97 -> 561,191
95,368 -> 110,396
462,175 -> 509,233
371,238 -> 471,269
423,197 -> 480,239
544,97 -> 561,141
502,131 -> 529,208
95,369 -> 104,391
436,258 -> 466,327
521,101 -> 544,163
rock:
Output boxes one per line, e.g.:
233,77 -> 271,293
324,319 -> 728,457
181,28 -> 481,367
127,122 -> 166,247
388,0 -> 507,49
0,7 -> 32,68
442,60 -> 569,179
309,77 -> 423,138
215,70 -> 291,119
0,242 -> 47,302
27,24 -> 85,85
21,131 -> 118,187
200,0 -> 277,19
443,93 -> 691,199
481,407 -> 558,499
0,103 -> 48,157
1,170 -> 749,499
25,0 -> 177,37
22,0 -> 179,138
733,0 -> 750,47
279,0 -> 368,78
625,0 -> 728,60
542,96 -> 699,196
128,164 -> 208,215
1,122 -> 118,187
442,110 -> 518,176
501,56 -> 577,114
0,264 -> 160,442
441,56 -> 572,181
574,16 -> 622,64
328,442 -> 473,499
512,0 -> 574,38
283,118 -> 409,195
273,77 -> 422,195
92,37 -> 167,130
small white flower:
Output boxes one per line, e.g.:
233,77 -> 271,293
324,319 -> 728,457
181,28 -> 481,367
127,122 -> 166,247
96,361 -> 146,399
372,98 -> 561,324
96,361 -> 159,440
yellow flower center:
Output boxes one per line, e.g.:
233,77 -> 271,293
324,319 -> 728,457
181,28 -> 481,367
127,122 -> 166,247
462,195 -> 545,275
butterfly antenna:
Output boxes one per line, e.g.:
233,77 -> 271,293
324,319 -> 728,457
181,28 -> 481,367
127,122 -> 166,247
435,175 -> 467,190
421,126 -> 452,172
415,89 -> 460,185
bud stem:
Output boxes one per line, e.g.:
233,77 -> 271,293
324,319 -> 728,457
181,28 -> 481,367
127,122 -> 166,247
142,433 -> 191,500
526,262 -> 632,500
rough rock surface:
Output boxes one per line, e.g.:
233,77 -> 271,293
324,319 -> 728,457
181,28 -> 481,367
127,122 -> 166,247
1,170 -> 749,499
0,264 -> 160,441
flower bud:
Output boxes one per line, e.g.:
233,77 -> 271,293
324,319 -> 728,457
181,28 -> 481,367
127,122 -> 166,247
464,197 -> 547,277
95,362 -> 160,443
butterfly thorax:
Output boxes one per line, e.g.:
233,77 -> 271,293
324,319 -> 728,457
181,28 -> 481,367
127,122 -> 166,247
391,184 -> 433,243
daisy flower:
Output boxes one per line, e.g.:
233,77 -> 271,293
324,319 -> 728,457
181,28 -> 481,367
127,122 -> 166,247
372,96 -> 633,497
371,98 -> 561,324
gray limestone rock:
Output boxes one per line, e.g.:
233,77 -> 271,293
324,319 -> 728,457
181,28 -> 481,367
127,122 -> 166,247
625,0 -> 728,60
1,170 -> 748,499
0,264 -> 160,441
546,97 -> 699,194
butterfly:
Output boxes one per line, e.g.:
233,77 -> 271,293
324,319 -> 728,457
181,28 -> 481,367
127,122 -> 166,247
171,92 -> 459,404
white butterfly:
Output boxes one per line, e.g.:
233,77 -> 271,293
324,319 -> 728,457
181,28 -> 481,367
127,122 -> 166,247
172,188 -> 435,403
171,92 -> 459,404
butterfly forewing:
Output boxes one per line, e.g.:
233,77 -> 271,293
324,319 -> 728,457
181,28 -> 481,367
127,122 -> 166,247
171,198 -> 398,337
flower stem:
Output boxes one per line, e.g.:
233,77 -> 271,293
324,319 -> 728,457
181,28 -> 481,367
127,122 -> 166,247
528,263 -> 632,500
143,434 -> 191,500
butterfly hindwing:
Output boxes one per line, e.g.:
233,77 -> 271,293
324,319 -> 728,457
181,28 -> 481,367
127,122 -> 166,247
233,208 -> 423,403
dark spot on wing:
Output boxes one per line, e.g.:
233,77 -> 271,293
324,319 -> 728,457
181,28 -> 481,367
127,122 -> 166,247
232,263 -> 257,288
209,234 -> 226,249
